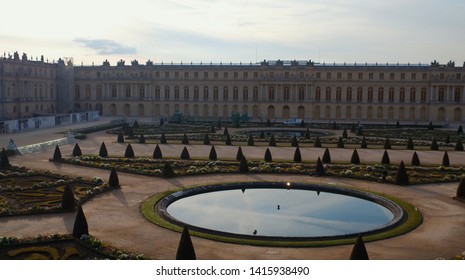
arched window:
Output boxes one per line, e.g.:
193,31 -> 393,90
253,86 -> 259,101
410,88 -> 416,102
315,87 -> 321,101
243,87 -> 248,101
325,106 -> 331,119
357,87 -> 363,102
109,104 -> 117,116
267,105 -> 275,119
203,86 -> 209,100
389,88 -> 395,102
184,86 -> 190,100
123,104 -> 130,116
297,105 -> 305,119
377,106 -> 383,120
367,87 -> 373,102
164,86 -> 170,100
298,86 -> 305,101
283,86 -> 290,101
282,105 -> 290,119
268,87 -> 275,101
137,104 -> 145,117
174,86 -> 180,100
438,88 -> 445,102
233,86 -> 239,101
346,106 -> 352,119
378,88 -> 384,102
438,107 -> 446,121
346,87 -> 352,101
223,86 -> 229,100
336,87 -> 342,101
213,104 -> 218,117
454,107 -> 462,122
313,105 -> 320,120
421,88 -> 427,103
325,87 -> 331,101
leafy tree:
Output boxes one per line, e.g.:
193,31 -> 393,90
109,167 -> 120,188
203,134 -> 210,145
99,142 -> 108,157
315,157 -> 325,176
337,137 -> 344,148
153,144 -> 163,159
360,136 -> 368,149
162,162 -> 174,178
293,147 -> 302,163
291,136 -> 299,147
124,143 -> 135,158
268,134 -> 276,146
247,135 -> 255,146
381,150 -> 390,165
160,133 -> 167,144
395,161 -> 409,186
139,134 -> 146,144
236,146 -> 243,161
349,235 -> 369,260
407,137 -> 414,150
264,148 -> 272,162
431,138 -> 439,150
350,149 -> 360,164
239,156 -> 249,173
411,151 -> 421,166
180,146 -> 190,160
342,128 -> 348,139
457,125 -> 463,135
61,185 -> 76,210
225,133 -> 232,145
176,225 -> 196,260
384,137 -> 391,149
117,131 -> 124,143
181,133 -> 189,145
53,145 -> 62,160
72,143 -> 82,157
72,205 -> 89,238
209,146 -> 217,160
0,148 -> 10,169
455,139 -> 464,151
456,177 -> 465,198
322,148 -> 331,164
442,151 -> 450,167
314,136 -> 322,148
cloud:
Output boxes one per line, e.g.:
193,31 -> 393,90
74,38 -> 137,55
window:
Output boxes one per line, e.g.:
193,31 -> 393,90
194,72 -> 199,78
234,72 -> 238,78
75,86 -> 80,100
456,73 -> 462,80
410,88 -> 416,102
326,72 -> 331,79
369,73 -> 373,80
454,88 -> 461,103
421,88 -> 427,103
412,73 -> 416,80
97,85 -> 102,100
357,87 -> 363,102
203,86 -> 209,100
184,72 -> 189,78
204,72 -> 208,79
401,73 -> 406,80
325,87 -> 331,101
194,86 -> 199,100
243,87 -> 248,101
389,88 -> 394,102
399,88 -> 405,102
285,72 -> 289,79
378,88 -> 384,102
336,87 -> 342,101
165,72 -> 169,78
298,87 -> 305,101
358,73 -> 363,80
423,73 -> 428,80
175,72 -> 179,78
315,87 -> 321,101
299,72 -> 304,79
283,86 -> 290,101
244,72 -> 248,78
268,87 -> 275,100
224,72 -> 228,78
174,86 -> 180,100
346,87 -> 352,101
184,86 -> 189,100
85,85 -> 91,99
233,86 -> 238,100
254,72 -> 258,78
111,85 -> 117,98
164,86 -> 170,100
379,73 -> 384,80
139,85 -> 145,99
316,72 -> 321,79
253,86 -> 259,101
125,85 -> 131,98
223,86 -> 228,100
270,72 -> 274,79
155,72 -> 160,78
155,86 -> 160,100
337,72 -> 342,79
214,72 -> 218,78
367,87 -> 373,102
438,87 -> 445,102
348,73 -> 353,80
390,73 -> 395,80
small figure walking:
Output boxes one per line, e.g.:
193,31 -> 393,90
277,205 -> 280,210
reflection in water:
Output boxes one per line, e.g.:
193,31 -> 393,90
168,189 -> 394,237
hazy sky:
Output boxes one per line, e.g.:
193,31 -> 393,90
1,0 -> 464,66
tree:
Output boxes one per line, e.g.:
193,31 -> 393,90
315,157 -> 325,176
342,128 -> 348,139
236,146 -> 243,161
322,148 -> 331,164
72,143 -> 82,157
300,119 -> 305,128
395,161 -> 409,186
225,133 -> 232,145
445,136 -> 451,144
384,137 -> 391,149
337,137 -> 344,148
304,128 -> 310,140
428,121 -> 434,130
264,148 -> 272,162
153,144 -> 163,159
223,126 -> 229,136
360,136 -> 368,149
53,145 -> 62,160
407,137 -> 414,150
139,134 -> 146,144
127,128 -> 134,138
411,151 -> 421,166
160,133 -> 167,144
458,125 -> 463,135
350,149 -> 360,164
431,138 -> 439,150
293,147 -> 302,163
247,135 -> 255,146
176,225 -> 196,260
117,131 -> 124,143
162,162 -> 174,178
239,156 -> 249,173
180,146 -> 190,160
99,142 -> 108,157
0,148 -> 10,169
72,205 -> 89,238
456,177 -> 465,198
124,143 -> 135,158
203,134 -> 211,145
181,133 -> 189,145
442,151 -> 450,167
314,136 -> 322,148
61,185 -> 76,210
381,150 -> 390,165
133,120 -> 139,128
291,136 -> 299,147
259,130 -> 265,139
209,146 -> 217,160
455,139 -> 464,151
268,134 -> 276,146
349,235 -> 369,260
108,167 -> 120,188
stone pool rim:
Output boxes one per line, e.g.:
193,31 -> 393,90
154,182 -> 407,242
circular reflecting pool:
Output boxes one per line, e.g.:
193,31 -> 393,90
158,182 -> 404,240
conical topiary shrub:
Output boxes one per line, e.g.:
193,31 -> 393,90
153,144 -> 162,159
139,134 -> 146,144
293,147 -> 302,163
72,205 -> 89,238
108,167 -> 120,188
428,121 -> 434,130
456,177 -> 465,199
337,137 -> 344,148
442,151 -> 450,167
304,128 -> 310,140
236,146 -> 243,161
0,148 -> 10,169
72,143 -> 82,157
322,148 -> 331,164
411,151 -> 421,166
181,133 -> 189,145
203,134 -> 210,145
124,143 -> 135,158
291,136 -> 299,147
247,135 -> 255,146
99,142 -> 108,157
61,185 -> 76,210
395,160 -> 409,186
342,128 -> 348,139
458,125 -> 463,135
180,146 -> 190,160
349,235 -> 369,260
315,157 -> 325,176
314,136 -> 322,148
160,133 -> 167,144
259,130 -> 265,139
176,225 -> 196,260
268,134 -> 276,146
431,138 -> 439,150
127,128 -> 134,138
445,136 -> 451,144
223,126 -> 229,136
225,133 -> 232,145
360,136 -> 368,149
264,148 -> 272,162
384,137 -> 391,149
53,145 -> 62,160
350,149 -> 360,164
162,162 -> 174,178
133,120 -> 139,128
209,146 -> 217,160
300,119 -> 305,128
239,156 -> 249,173
381,150 -> 390,165
266,119 -> 271,127
455,139 -> 463,151
407,137 -> 414,150
117,131 -> 124,143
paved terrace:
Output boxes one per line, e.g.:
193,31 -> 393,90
0,122 -> 464,260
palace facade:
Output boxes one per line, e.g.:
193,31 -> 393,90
2,53 -> 465,124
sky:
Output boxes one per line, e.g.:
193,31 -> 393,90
1,0 -> 464,66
